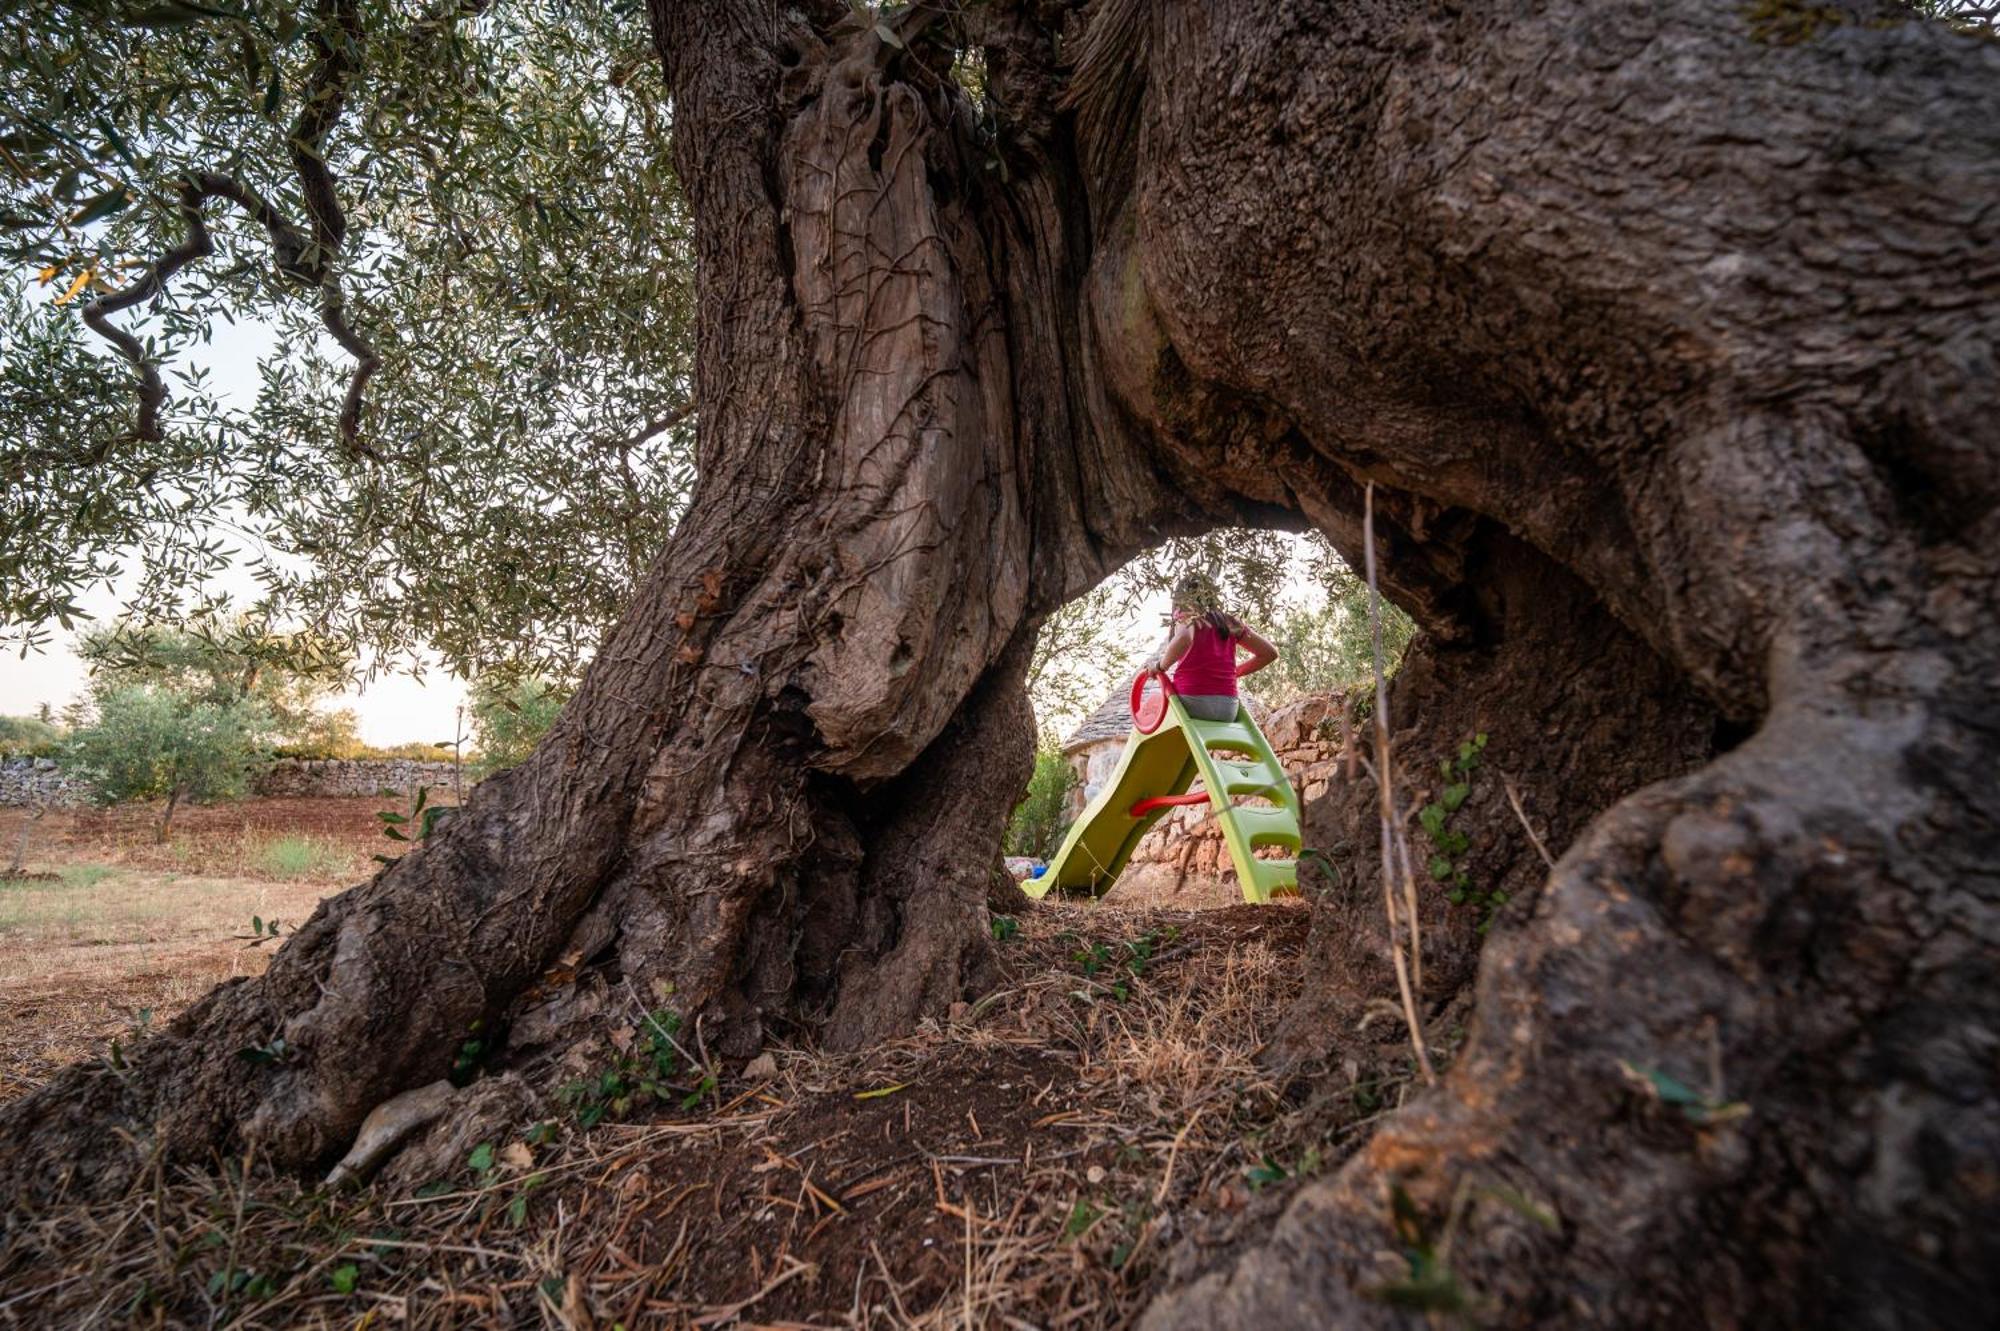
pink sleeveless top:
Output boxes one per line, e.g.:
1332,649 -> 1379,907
1171,621 -> 1239,697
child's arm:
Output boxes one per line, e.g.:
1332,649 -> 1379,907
1234,626 -> 1279,678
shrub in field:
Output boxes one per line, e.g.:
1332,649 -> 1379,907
64,685 -> 272,842
258,835 -> 348,880
0,714 -> 63,758
469,676 -> 567,777
1006,746 -> 1077,860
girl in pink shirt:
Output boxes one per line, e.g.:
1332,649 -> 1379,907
1144,573 -> 1279,722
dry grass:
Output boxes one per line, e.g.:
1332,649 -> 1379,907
0,797 -> 383,1104
0,869 -> 332,1101
0,796 -> 415,886
0,899 -> 1412,1330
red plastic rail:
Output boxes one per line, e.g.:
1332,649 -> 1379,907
1129,792 -> 1210,818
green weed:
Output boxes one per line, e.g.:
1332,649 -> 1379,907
558,1008 -> 714,1128
1421,733 -> 1506,931
1069,927 -> 1176,1003
256,834 -> 346,878
373,785 -> 454,865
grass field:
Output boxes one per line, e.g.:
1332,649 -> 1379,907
0,796 -> 402,1101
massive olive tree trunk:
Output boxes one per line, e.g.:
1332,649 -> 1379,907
5,0 -> 1996,1325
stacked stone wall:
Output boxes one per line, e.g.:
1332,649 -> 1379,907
0,756 -> 465,806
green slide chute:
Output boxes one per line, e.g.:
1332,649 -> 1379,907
1026,679 -> 1301,904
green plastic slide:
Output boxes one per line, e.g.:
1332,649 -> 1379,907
1026,687 -> 1301,904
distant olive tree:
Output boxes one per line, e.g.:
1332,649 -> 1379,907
1261,563 -> 1418,705
77,616 -> 358,754
469,676 -> 568,778
65,685 -> 273,842
1004,747 -> 1078,860
1026,587 -> 1146,741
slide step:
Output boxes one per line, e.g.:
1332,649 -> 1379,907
1214,759 -> 1285,797
1220,804 -> 1302,851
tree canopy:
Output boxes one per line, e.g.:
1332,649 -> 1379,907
2,0 -> 694,680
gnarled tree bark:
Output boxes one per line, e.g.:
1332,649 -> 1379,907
4,1 -> 1995,1325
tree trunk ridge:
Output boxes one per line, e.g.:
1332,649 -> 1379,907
4,2 -> 1996,1325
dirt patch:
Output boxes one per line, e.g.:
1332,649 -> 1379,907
0,795 -> 434,884
0,871 -> 326,1101
0,794 -> 400,1102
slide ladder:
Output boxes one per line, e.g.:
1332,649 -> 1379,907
1024,673 -> 1301,904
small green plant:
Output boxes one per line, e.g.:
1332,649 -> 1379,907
257,833 -> 345,879
236,1036 -> 294,1066
989,914 -> 1020,942
1296,845 -> 1344,898
1420,733 -> 1505,931
1370,1183 -> 1473,1316
1245,1155 -> 1288,1190
238,915 -> 288,947
328,1263 -> 360,1295
1062,1198 -> 1103,1239
56,864 -> 117,890
450,1018 -> 493,1086
373,785 -> 454,865
557,1008 -> 713,1127
1617,1060 -> 1749,1126
207,1267 -> 277,1302
106,1007 -> 154,1074
1071,927 -> 1176,1002
1245,1146 -> 1324,1191
504,1173 -> 546,1226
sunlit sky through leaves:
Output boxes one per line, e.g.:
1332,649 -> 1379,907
0,308 -> 470,744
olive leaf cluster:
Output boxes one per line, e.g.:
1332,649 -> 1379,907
2,0 -> 695,681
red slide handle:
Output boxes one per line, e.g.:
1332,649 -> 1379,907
1131,667 -> 1173,734
1131,792 -> 1209,818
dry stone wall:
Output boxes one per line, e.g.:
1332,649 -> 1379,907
0,755 -> 465,807
0,757 -> 92,807
256,758 -> 463,799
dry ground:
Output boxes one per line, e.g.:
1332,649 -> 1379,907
0,798 -> 397,1100
0,801 -> 1414,1329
